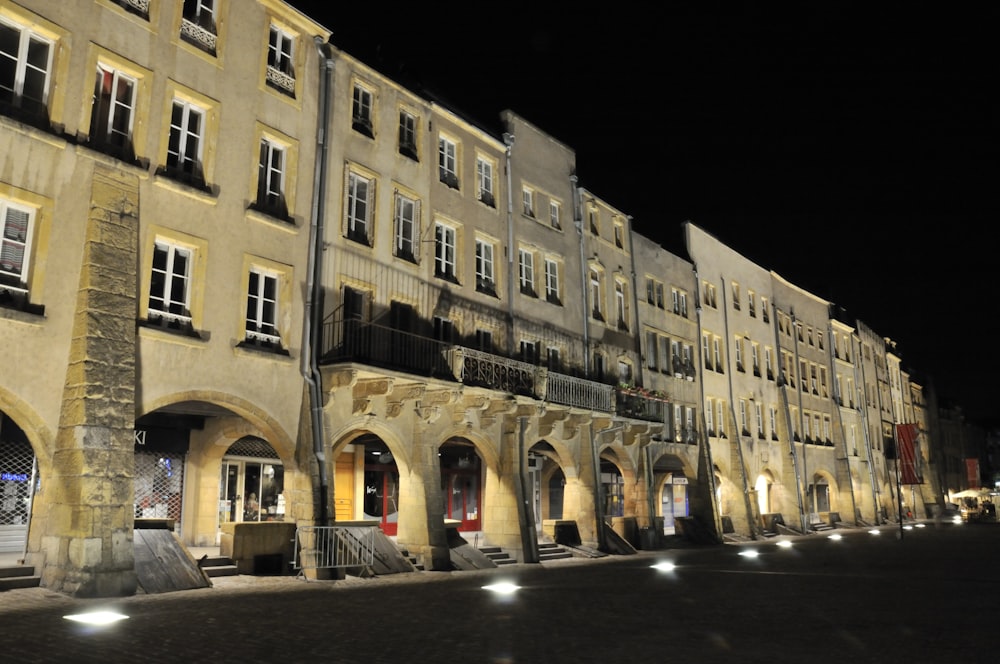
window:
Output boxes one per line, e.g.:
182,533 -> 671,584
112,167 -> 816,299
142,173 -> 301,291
703,282 -> 717,308
761,296 -> 769,323
90,64 -> 137,160
434,222 -> 457,281
245,267 -> 280,347
618,360 -> 633,385
475,238 -> 495,295
734,336 -> 744,371
731,282 -> 741,310
589,268 -> 603,321
351,82 -> 374,137
748,290 -> 756,317
615,279 -> 628,330
671,288 -> 687,316
438,136 -> 458,188
588,206 -> 598,234
549,201 -> 561,229
433,316 -> 455,343
394,192 -> 418,262
613,219 -> 624,248
266,24 -> 295,96
646,332 -> 658,370
705,399 -> 715,435
165,98 -> 206,187
518,248 -> 536,296
476,157 -> 495,207
148,241 -> 192,328
656,283 -> 664,309
646,279 -> 655,305
475,329 -> 493,352
673,405 -> 683,442
713,337 -> 723,372
702,334 -> 712,369
770,406 -> 779,440
109,0 -> 149,20
522,187 -> 534,217
520,340 -> 540,364
656,336 -> 669,374
398,110 -> 418,160
751,342 -> 760,376
255,138 -> 286,217
716,401 -> 726,438
0,14 -> 54,125
765,346 -> 774,379
346,171 -> 373,245
671,340 -> 682,375
544,258 -> 560,304
756,403 -> 764,438
180,0 -> 217,55
739,399 -> 748,434
0,199 -> 32,300
800,359 -> 809,392
546,346 -> 561,372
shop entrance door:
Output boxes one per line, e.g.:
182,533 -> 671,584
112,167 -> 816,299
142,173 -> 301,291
363,467 -> 399,536
442,468 -> 480,531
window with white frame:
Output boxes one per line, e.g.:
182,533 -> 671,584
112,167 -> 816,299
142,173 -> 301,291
705,398 -> 715,435
823,416 -> 831,443
756,403 -> 764,438
770,406 -> 779,439
613,219 -> 624,248
434,222 -> 457,281
761,296 -> 770,322
0,199 -> 33,297
673,404 -> 683,442
476,157 -> 495,207
751,342 -> 760,375
702,333 -> 711,369
90,64 -> 136,158
734,336 -> 744,371
656,283 -> 664,309
765,346 -> 774,379
165,98 -> 205,186
245,266 -> 280,347
646,332 -> 658,369
180,0 -> 217,54
716,400 -> 726,437
518,248 -> 536,296
671,339 -> 682,375
544,257 -> 560,304
266,24 -> 295,95
590,268 -> 603,320
522,187 -> 534,217
646,278 -> 655,305
659,336 -> 670,374
739,399 -> 748,433
256,137 -> 285,216
748,290 -> 756,317
398,110 -> 418,159
615,279 -> 628,330
475,238 -> 495,295
0,15 -> 53,122
547,346 -> 561,371
703,282 -> 717,308
394,192 -> 418,262
438,136 -> 458,188
731,282 -> 741,310
549,200 -> 561,229
713,337 -> 722,371
148,240 -> 192,326
685,408 -> 695,442
351,82 -> 373,136
346,171 -> 373,244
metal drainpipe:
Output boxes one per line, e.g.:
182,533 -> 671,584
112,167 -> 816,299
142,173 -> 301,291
573,176 -> 590,374
503,133 -> 515,356
625,215 -> 642,373
302,37 -> 334,527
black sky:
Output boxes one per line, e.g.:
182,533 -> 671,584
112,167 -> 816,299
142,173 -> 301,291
290,2 -> 996,423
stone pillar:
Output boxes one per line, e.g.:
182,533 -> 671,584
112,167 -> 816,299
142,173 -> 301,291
397,422 -> 450,571
41,167 -> 138,597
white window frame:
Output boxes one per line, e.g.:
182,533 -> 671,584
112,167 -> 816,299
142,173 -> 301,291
267,24 -> 295,84
434,222 -> 457,279
475,238 -> 495,292
705,399 -> 715,434
167,98 -> 205,178
0,16 -> 53,114
257,137 -> 284,211
476,157 -> 494,204
518,248 -> 535,295
246,266 -> 280,345
549,200 -> 561,229
394,192 -> 417,261
347,171 -> 372,242
615,279 -> 627,329
92,64 -> 136,150
544,257 -> 560,303
148,240 -> 192,324
352,83 -> 373,130
0,199 -> 33,293
522,187 -> 534,217
398,110 -> 417,155
438,136 -> 457,185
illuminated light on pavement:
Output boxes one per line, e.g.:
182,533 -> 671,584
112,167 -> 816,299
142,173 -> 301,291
915,523 -> 926,528
482,582 -> 521,595
651,561 -> 677,572
903,525 -> 914,530
775,540 -> 793,549
738,549 -> 760,558
868,529 -> 881,535
63,611 -> 129,626
827,533 -> 842,540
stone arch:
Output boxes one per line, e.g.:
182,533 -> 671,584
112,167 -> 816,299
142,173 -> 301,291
0,388 -> 54,470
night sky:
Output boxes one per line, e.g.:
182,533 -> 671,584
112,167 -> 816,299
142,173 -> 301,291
290,2 -> 995,423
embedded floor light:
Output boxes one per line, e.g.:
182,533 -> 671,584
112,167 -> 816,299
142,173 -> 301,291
651,561 -> 676,572
482,582 -> 520,595
738,549 -> 760,558
63,610 -> 129,626
775,540 -> 793,548
868,529 -> 881,535
827,533 -> 842,540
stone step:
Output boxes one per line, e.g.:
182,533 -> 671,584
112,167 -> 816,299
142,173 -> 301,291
0,566 -> 40,591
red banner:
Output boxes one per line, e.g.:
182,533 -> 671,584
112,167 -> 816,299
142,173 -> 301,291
966,458 -> 980,488
895,423 -> 922,485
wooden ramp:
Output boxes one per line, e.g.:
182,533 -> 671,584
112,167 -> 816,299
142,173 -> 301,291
134,527 -> 211,594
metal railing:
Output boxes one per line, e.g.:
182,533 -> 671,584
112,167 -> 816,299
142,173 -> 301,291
546,371 -> 614,412
293,526 -> 375,579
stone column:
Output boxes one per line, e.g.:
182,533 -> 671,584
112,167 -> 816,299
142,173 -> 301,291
41,167 -> 139,597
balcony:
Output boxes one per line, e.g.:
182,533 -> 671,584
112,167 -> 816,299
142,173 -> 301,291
615,386 -> 668,423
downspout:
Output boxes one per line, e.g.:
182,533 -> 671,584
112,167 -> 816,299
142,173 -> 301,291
303,37 -> 334,527
503,132 -> 516,356
827,322 -> 858,523
572,176 -> 590,374
625,215 -> 642,372
790,309 -> 809,532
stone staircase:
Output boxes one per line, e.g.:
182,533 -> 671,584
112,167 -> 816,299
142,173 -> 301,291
398,548 -> 425,571
196,554 -> 239,578
478,545 -> 518,566
0,563 -> 40,591
538,541 -> 573,561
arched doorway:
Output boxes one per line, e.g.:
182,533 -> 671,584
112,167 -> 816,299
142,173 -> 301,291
219,437 -> 285,541
361,438 -> 399,536
755,473 -> 773,516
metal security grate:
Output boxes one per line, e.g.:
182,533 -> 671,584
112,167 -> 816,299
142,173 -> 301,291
0,436 -> 35,553
227,437 -> 279,459
134,451 -> 185,528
